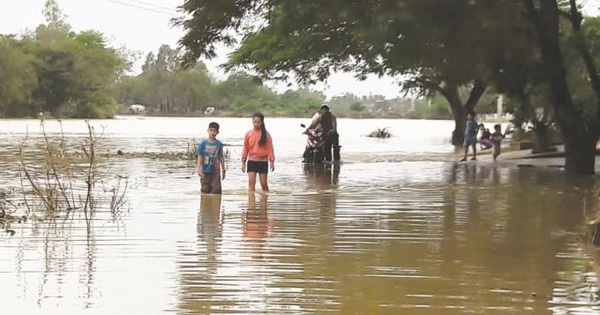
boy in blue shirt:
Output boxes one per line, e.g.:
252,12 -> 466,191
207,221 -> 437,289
197,122 -> 226,194
459,111 -> 478,162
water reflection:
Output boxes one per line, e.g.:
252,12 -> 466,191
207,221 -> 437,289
103,162 -> 600,313
439,167 -> 600,314
242,192 -> 273,261
445,162 -> 505,185
5,117 -> 600,314
303,163 -> 341,189
198,195 -> 223,274
1,214 -> 107,310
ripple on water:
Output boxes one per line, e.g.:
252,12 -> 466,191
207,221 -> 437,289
0,118 -> 599,314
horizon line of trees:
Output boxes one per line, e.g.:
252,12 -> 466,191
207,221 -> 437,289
116,43 -> 498,119
0,0 -> 501,121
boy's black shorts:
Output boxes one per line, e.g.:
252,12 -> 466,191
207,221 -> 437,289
247,161 -> 268,174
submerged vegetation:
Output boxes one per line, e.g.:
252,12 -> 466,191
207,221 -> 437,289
367,128 -> 392,139
0,119 -> 130,229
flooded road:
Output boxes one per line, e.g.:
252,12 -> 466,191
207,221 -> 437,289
0,116 -> 599,314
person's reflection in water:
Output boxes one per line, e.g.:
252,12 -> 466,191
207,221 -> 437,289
446,162 -> 478,185
177,196 -> 223,315
302,164 -> 339,238
331,163 -> 340,185
242,192 -> 273,261
198,194 -> 223,273
491,164 -> 501,185
303,163 -> 341,190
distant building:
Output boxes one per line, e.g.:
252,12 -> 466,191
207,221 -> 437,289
128,104 -> 146,114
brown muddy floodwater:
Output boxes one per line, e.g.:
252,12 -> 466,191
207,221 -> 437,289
1,116 -> 600,314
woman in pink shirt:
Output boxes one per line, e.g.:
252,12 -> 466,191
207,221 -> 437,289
241,113 -> 275,192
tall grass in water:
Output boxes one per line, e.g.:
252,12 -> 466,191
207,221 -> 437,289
16,119 -> 128,226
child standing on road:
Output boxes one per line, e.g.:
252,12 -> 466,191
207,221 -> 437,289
460,111 -> 478,162
491,124 -> 505,161
197,122 -> 226,194
242,112 -> 275,192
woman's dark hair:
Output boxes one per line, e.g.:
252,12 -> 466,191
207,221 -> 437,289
253,112 -> 268,146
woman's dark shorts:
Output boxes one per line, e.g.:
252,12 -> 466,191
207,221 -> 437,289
247,160 -> 268,174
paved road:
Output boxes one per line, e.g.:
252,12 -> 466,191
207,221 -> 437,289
459,144 -> 600,170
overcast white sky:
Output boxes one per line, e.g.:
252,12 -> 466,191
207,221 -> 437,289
0,0 -> 599,99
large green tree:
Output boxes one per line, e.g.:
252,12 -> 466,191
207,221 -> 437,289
0,0 -> 128,118
519,0 -> 600,174
178,0 -> 600,174
115,45 -> 215,113
176,0 -> 515,144
21,28 -> 127,118
0,36 -> 38,117
212,72 -> 278,113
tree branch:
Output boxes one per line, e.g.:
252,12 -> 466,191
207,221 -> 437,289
521,0 -> 538,23
465,78 -> 488,112
567,0 -> 600,132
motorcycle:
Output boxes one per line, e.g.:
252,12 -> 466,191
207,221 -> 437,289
300,123 -> 325,164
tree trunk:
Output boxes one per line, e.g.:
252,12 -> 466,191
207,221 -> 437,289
564,133 -> 597,175
532,126 -> 552,154
523,0 -> 599,175
441,80 -> 486,146
450,104 -> 466,146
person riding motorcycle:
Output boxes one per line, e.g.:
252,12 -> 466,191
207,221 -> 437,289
307,104 -> 340,162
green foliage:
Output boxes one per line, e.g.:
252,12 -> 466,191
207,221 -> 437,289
176,0 -> 525,144
172,0 -> 597,153
112,48 -> 328,117
0,1 -> 127,118
114,45 -> 216,113
517,0 -> 600,174
276,88 -> 324,115
350,102 -> 365,112
564,17 -> 600,116
404,94 -> 452,120
213,72 -> 278,113
177,0 -> 493,88
0,36 -> 38,117
426,97 -> 453,119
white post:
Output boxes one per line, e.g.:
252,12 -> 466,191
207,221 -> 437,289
496,94 -> 503,119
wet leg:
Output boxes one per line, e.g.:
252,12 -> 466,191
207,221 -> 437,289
259,173 -> 269,192
248,172 -> 257,192
331,132 -> 340,161
324,140 -> 332,162
460,146 -> 468,162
